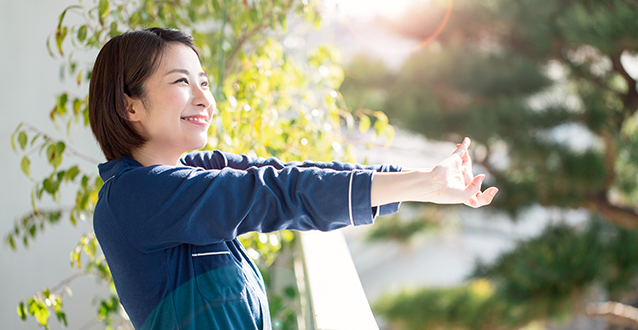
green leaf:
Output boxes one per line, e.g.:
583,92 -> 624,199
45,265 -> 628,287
56,141 -> 66,155
56,5 -> 81,31
27,298 -> 38,315
18,131 -> 27,150
52,297 -> 62,312
46,144 -> 56,164
384,125 -> 395,147
56,311 -> 67,327
98,301 -> 108,319
284,286 -> 296,298
129,12 -> 141,27
30,133 -> 41,147
54,5 -> 80,56
87,239 -> 97,259
95,176 -> 104,189
374,116 -> 388,135
45,35 -> 55,58
66,165 -> 80,181
280,230 -> 294,242
8,235 -> 16,251
21,156 -> 31,177
249,8 -> 259,25
33,304 -> 50,326
57,93 -> 68,114
10,130 -> 18,153
68,55 -> 77,74
81,175 -> 89,189
77,25 -> 87,42
109,21 -> 119,38
83,105 -> 90,126
56,26 -> 68,56
17,301 -> 26,321
358,115 -> 371,133
89,190 -> 99,206
278,13 -> 286,30
43,178 -> 54,194
99,0 -> 110,25
70,211 -> 77,226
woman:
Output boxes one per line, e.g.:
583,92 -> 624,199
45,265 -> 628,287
90,28 -> 497,330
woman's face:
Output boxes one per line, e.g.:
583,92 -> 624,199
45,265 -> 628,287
126,43 -> 215,162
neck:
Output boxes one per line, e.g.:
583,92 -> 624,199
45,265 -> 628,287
130,145 -> 182,167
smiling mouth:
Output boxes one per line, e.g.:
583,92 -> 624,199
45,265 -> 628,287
181,117 -> 209,125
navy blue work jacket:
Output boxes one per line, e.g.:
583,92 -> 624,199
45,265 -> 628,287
93,150 -> 401,329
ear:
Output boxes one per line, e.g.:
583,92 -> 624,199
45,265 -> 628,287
124,94 -> 143,122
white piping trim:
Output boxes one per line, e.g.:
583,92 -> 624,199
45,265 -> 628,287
348,171 -> 355,226
191,251 -> 231,257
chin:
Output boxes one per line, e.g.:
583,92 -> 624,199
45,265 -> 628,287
188,138 -> 208,151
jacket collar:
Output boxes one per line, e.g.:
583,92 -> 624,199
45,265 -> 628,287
98,156 -> 143,182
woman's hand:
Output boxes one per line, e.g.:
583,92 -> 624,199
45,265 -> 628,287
423,137 -> 498,207
370,137 -> 498,207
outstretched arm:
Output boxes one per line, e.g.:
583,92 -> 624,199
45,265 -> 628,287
371,137 -> 498,208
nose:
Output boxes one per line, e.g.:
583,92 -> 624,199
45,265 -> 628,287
192,84 -> 214,110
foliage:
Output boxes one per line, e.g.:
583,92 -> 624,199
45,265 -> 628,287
473,217 -> 638,305
374,279 -> 512,330
7,0 -> 394,328
340,0 -> 638,328
375,217 -> 638,330
344,0 -> 638,221
364,204 -> 444,244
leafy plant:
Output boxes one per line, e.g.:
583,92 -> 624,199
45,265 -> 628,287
7,0 -> 394,328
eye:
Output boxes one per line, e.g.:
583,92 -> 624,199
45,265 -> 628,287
174,78 -> 188,84
200,80 -> 209,87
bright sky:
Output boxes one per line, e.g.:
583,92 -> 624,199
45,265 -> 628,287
326,0 -> 432,20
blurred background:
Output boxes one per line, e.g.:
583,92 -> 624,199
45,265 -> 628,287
2,0 -> 638,329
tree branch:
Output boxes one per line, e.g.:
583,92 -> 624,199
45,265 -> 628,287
561,56 -> 615,94
20,122 -> 102,164
223,25 -> 264,80
611,51 -> 638,116
587,301 -> 638,329
223,2 -> 293,80
587,192 -> 638,228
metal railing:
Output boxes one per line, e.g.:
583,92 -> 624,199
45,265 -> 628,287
294,230 -> 379,330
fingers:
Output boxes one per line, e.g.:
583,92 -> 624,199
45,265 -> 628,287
466,174 -> 485,198
450,137 -> 499,208
465,174 -> 494,208
481,187 -> 499,205
472,187 -> 499,208
457,139 -> 473,167
452,137 -> 471,158
467,186 -> 499,208
455,138 -> 474,185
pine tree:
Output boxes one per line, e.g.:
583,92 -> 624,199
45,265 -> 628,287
341,0 -> 638,328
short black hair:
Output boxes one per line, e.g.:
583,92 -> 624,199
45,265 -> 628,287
89,28 -> 199,161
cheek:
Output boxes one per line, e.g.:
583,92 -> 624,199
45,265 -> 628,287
154,94 -> 188,122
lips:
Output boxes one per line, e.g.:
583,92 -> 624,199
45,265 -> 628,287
181,114 -> 210,126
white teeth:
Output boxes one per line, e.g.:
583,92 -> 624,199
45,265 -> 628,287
183,117 -> 206,123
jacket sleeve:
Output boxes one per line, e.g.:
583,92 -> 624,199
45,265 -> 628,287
101,164 -> 377,253
181,150 -> 402,216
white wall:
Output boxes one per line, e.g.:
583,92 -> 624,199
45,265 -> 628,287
0,0 -> 109,329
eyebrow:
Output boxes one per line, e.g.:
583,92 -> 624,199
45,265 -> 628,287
165,68 -> 207,77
